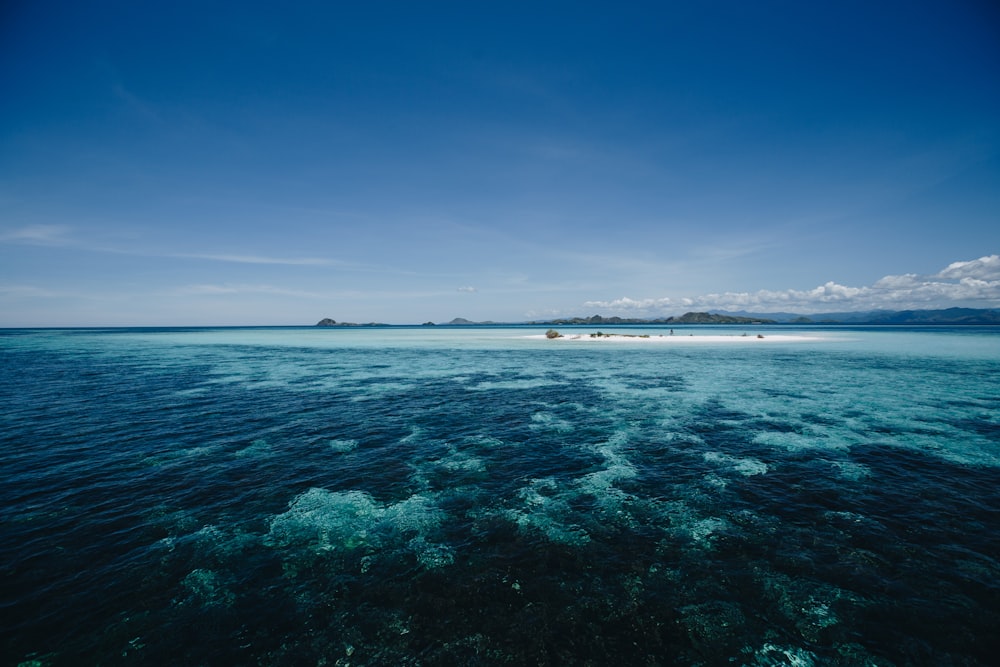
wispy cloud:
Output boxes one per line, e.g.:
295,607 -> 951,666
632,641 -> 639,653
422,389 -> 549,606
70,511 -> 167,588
175,253 -> 335,266
1,228 -> 341,269
457,286 -> 477,293
0,225 -> 73,244
173,252 -> 425,274
584,255 -> 1000,314
176,283 -> 327,298
111,83 -> 163,124
0,228 -> 358,269
0,284 -> 71,298
175,283 -> 467,301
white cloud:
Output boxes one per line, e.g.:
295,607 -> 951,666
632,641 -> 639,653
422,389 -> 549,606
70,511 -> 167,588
583,296 -> 672,310
457,286 -> 477,292
584,255 -> 1000,314
937,255 -> 1000,281
872,273 -> 921,289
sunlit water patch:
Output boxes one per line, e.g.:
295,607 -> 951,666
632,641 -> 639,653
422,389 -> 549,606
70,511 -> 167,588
1,325 -> 998,665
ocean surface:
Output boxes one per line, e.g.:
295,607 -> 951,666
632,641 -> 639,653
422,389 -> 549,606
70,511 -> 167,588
2,325 -> 999,666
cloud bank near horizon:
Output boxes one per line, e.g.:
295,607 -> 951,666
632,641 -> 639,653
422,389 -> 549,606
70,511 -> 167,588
584,255 -> 1000,315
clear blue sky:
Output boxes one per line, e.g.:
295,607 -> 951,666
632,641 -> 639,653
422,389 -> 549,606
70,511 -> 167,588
2,1 -> 998,325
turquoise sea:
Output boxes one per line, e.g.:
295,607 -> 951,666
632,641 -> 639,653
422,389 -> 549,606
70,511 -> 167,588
2,325 -> 999,666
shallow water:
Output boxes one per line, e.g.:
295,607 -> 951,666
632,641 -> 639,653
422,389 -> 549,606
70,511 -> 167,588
2,325 -> 998,665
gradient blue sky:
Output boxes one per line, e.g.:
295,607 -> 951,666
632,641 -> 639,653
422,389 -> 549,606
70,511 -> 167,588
2,1 -> 999,325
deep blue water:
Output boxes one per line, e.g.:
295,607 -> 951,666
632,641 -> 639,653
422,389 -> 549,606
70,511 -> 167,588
2,326 -> 999,666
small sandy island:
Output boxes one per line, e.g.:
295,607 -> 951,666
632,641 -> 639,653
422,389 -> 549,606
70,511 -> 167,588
525,331 -> 828,344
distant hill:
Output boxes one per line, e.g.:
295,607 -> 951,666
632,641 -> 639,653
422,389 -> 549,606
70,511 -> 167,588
719,307 -> 1000,325
531,312 -> 775,325
444,317 -> 499,325
438,313 -> 773,326
670,312 -> 776,324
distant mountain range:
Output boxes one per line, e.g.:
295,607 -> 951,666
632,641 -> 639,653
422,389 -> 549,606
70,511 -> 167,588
524,312 -> 776,325
317,308 -> 1000,327
713,307 -> 1000,325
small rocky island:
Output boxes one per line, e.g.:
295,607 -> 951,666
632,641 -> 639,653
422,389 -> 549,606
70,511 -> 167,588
316,318 -> 387,327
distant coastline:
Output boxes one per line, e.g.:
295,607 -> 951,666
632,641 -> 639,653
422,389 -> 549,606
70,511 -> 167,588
317,307 -> 1000,327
